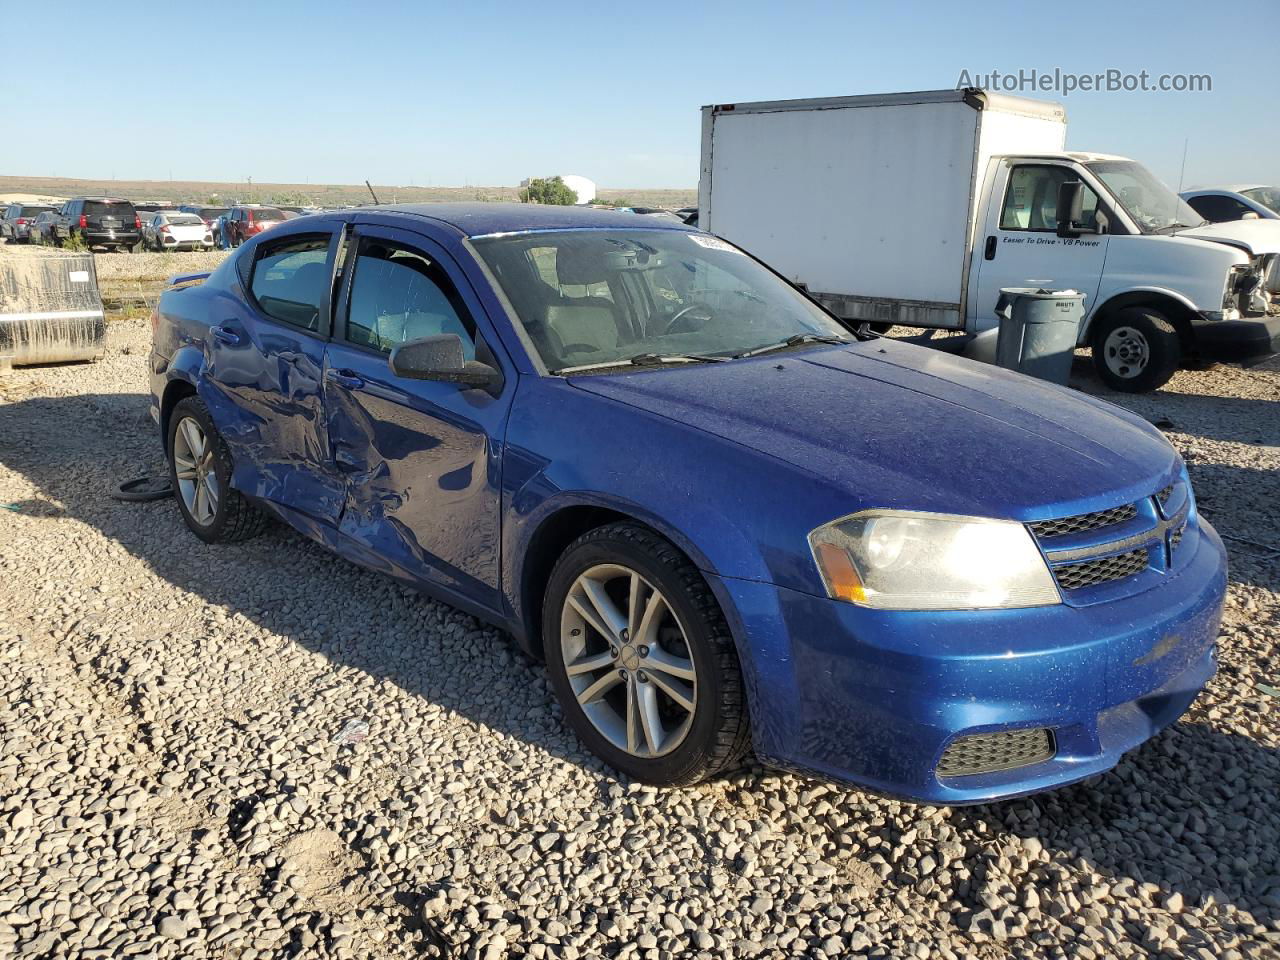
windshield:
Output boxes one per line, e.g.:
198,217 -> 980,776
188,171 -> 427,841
1241,187 -> 1280,215
251,208 -> 285,222
473,229 -> 851,372
199,207 -> 228,220
1086,161 -> 1203,233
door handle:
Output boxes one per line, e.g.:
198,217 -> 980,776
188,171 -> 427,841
984,236 -> 997,261
325,369 -> 365,390
209,325 -> 241,346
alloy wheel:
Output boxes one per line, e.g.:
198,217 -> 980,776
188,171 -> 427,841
172,416 -> 220,526
560,563 -> 697,758
1102,325 -> 1150,379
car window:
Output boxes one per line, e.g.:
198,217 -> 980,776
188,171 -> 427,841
251,208 -> 286,222
344,237 -> 475,360
1000,166 -> 1100,231
1185,194 -> 1252,223
84,201 -> 136,219
249,234 -> 332,331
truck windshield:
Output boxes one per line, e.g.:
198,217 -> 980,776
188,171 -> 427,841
1241,187 -> 1280,215
1086,161 -> 1204,234
473,229 -> 852,373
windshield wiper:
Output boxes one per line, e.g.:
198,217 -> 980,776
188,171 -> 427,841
552,353 -> 726,375
733,333 -> 850,359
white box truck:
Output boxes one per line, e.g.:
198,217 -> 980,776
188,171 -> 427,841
698,89 -> 1280,392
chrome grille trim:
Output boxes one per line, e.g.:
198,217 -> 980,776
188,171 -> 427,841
938,728 -> 1055,778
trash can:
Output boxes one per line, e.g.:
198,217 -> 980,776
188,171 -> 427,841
994,287 -> 1085,386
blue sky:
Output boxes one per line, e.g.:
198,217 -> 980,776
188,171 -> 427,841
5,0 -> 1276,190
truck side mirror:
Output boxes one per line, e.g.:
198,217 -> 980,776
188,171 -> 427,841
1056,180 -> 1085,238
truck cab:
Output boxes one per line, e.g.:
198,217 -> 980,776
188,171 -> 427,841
698,89 -> 1280,393
971,152 -> 1280,391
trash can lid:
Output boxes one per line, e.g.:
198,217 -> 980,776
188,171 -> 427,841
997,287 -> 1084,299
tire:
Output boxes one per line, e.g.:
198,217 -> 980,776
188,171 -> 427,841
167,396 -> 266,544
1090,306 -> 1180,393
543,522 -> 751,785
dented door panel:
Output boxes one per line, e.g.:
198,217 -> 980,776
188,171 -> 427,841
203,297 -> 347,523
323,341 -> 509,608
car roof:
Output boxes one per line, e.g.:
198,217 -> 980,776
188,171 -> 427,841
367,202 -> 698,238
72,196 -> 133,202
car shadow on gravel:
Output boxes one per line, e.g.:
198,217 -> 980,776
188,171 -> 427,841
949,719 -> 1280,928
2,391 -> 1278,934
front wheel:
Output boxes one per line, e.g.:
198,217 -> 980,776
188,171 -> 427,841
1090,307 -> 1180,393
167,396 -> 265,543
543,522 -> 751,785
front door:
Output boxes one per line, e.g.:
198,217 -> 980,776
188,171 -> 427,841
970,162 -> 1110,332
322,223 -> 514,610
202,225 -> 347,524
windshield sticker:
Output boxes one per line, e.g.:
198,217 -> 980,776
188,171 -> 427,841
688,234 -> 742,254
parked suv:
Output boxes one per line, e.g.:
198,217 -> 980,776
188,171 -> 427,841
57,197 -> 142,251
225,205 -> 286,246
2,204 -> 58,243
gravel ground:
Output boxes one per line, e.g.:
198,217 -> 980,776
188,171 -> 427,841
0,319 -> 1277,960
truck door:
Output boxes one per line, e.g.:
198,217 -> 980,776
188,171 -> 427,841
970,163 -> 1110,332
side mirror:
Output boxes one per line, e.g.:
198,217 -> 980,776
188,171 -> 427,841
1056,180 -> 1085,238
1242,211 -> 1260,221
388,334 -> 501,390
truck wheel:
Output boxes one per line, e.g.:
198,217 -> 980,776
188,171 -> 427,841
1090,307 -> 1180,393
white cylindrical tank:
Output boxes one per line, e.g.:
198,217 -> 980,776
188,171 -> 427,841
560,175 -> 596,205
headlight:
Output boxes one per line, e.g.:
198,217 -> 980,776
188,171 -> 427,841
808,510 -> 1060,610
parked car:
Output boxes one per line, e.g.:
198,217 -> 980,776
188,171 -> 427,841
2,203 -> 58,243
27,210 -> 62,245
55,197 -> 141,252
143,211 -> 215,251
225,205 -> 286,246
1181,185 -> 1280,223
150,204 -> 1226,804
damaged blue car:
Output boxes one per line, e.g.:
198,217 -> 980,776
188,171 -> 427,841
150,204 -> 1227,803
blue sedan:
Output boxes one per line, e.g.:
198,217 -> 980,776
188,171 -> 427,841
149,204 -> 1227,803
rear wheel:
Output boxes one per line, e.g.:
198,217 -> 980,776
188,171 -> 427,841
543,522 -> 751,785
167,396 -> 265,544
1090,307 -> 1180,393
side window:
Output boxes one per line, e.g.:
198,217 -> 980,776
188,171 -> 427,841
249,234 -> 332,331
344,238 -> 475,360
1000,166 -> 1100,231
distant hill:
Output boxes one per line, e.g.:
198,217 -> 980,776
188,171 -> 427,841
0,175 -> 696,210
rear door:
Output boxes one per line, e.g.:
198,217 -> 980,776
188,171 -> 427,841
970,163 -> 1111,332
322,222 -> 515,609
201,224 -> 348,524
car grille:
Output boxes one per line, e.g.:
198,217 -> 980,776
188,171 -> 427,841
1030,482 -> 1190,593
1051,548 -> 1149,590
1029,502 -> 1136,539
938,728 -> 1055,778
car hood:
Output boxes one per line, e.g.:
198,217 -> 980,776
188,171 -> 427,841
568,339 -> 1177,519
1175,218 -> 1280,255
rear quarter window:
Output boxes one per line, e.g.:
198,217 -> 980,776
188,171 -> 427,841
248,235 -> 332,331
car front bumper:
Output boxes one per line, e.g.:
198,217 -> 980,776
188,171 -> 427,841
1192,315 -> 1280,363
711,519 -> 1227,804
81,229 -> 140,246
